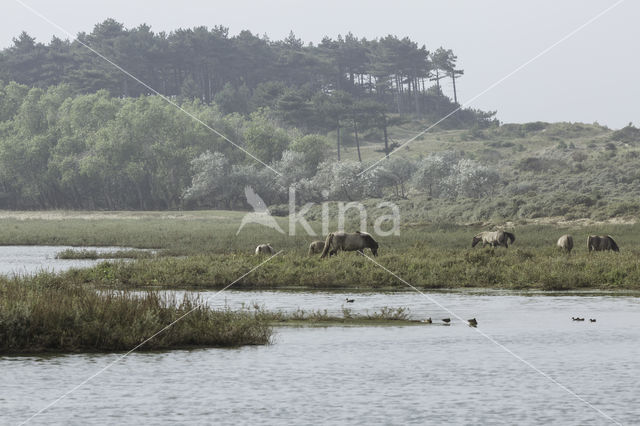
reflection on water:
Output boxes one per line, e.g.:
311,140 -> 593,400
0,245 -> 136,276
2,291 -> 639,425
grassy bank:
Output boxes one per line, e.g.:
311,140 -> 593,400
260,306 -> 418,326
0,277 -> 272,354
61,247 -> 640,291
55,248 -> 154,260
1,212 -> 640,291
0,275 -> 426,354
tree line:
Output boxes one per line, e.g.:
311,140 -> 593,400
0,20 -> 494,127
0,81 -> 499,210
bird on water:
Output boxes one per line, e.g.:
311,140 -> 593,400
468,318 -> 478,327
345,298 -> 355,303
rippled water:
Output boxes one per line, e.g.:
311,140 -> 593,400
0,245 -> 139,276
3,290 -> 640,425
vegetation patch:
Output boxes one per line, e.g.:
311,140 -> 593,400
55,248 -> 154,260
0,277 -> 272,354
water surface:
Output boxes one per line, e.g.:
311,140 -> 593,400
0,245 -> 140,276
3,291 -> 638,425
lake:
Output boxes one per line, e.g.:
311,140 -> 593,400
3,290 -> 639,425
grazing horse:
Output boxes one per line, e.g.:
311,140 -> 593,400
320,231 -> 379,258
471,230 -> 515,248
587,235 -> 619,252
255,244 -> 275,255
308,240 -> 325,255
557,234 -> 574,253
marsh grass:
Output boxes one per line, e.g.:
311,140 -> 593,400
0,277 -> 272,354
1,213 -> 640,291
50,245 -> 640,291
252,305 -> 416,325
55,249 -> 154,260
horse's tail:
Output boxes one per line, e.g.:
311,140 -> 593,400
564,235 -> 573,252
504,232 -> 515,244
308,244 -> 314,256
320,234 -> 334,258
587,235 -> 593,252
608,235 -> 620,252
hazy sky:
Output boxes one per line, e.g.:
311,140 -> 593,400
3,0 -> 638,128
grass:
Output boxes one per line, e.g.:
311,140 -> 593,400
253,305 -> 419,326
0,276 -> 272,354
55,248 -> 154,260
1,211 -> 640,291
56,247 -> 640,291
0,273 -> 425,354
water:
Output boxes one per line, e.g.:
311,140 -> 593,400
0,245 -> 141,276
3,290 -> 639,425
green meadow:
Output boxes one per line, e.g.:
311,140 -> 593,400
0,210 -> 637,291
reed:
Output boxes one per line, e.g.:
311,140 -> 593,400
0,277 -> 272,354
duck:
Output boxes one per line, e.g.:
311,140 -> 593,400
423,317 -> 432,324
589,318 -> 596,322
345,298 -> 355,303
442,318 -> 451,323
468,318 -> 478,327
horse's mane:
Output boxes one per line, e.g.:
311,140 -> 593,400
320,233 -> 334,258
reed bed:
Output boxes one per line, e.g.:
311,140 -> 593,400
0,277 -> 272,354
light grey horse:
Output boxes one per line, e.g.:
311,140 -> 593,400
471,230 -> 515,248
320,231 -> 379,258
557,234 -> 574,253
255,244 -> 275,255
308,240 -> 325,255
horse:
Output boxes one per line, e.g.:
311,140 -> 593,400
471,230 -> 515,248
587,235 -> 619,252
557,234 -> 574,253
308,240 -> 325,255
255,244 -> 275,255
320,231 -> 379,258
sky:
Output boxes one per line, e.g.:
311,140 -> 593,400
3,0 -> 638,129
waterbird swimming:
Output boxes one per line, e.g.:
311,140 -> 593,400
423,317 -> 432,324
468,318 -> 478,327
442,318 -> 451,323
590,319 -> 596,322
345,298 -> 355,303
